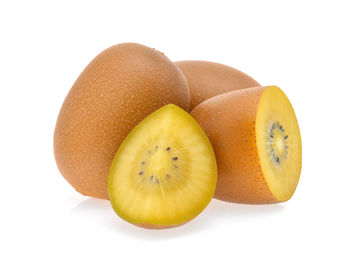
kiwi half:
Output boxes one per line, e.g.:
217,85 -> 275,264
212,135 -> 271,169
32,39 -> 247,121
108,104 -> 217,228
191,86 -> 302,204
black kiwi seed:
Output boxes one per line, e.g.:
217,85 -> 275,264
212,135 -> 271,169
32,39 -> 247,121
167,174 -> 171,178
139,171 -> 144,175
166,147 -> 171,151
141,161 -> 145,165
276,157 -> 280,163
150,175 -> 154,180
284,135 -> 288,139
172,157 -> 178,161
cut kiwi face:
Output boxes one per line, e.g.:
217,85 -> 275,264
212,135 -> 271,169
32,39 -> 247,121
108,104 -> 217,228
256,86 -> 302,202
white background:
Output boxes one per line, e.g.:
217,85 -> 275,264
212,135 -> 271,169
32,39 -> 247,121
1,1 -> 349,263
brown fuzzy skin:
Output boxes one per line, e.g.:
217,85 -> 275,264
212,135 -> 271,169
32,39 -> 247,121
190,87 -> 278,204
175,60 -> 260,111
54,43 -> 190,199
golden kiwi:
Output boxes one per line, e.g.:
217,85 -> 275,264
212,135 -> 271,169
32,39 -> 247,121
175,60 -> 260,110
191,86 -> 302,204
108,104 -> 217,228
54,43 -> 190,199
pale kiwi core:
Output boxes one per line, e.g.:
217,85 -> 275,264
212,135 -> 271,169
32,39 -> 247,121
136,144 -> 186,185
256,86 -> 302,202
145,147 -> 177,180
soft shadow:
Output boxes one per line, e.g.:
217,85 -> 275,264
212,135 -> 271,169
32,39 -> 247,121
202,198 -> 285,220
71,198 -> 205,240
71,197 -> 285,240
72,197 -> 111,212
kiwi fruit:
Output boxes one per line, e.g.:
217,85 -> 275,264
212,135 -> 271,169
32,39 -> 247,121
191,86 -> 302,204
175,60 -> 260,110
108,104 -> 217,228
54,43 -> 190,199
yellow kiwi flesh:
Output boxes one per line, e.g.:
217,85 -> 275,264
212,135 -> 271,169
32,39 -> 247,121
256,86 -> 302,202
108,104 -> 217,228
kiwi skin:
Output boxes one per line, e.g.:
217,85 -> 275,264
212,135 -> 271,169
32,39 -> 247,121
54,43 -> 190,199
135,223 -> 184,229
175,60 -> 260,110
190,87 -> 275,204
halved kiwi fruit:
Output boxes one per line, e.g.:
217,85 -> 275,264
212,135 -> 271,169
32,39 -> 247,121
191,86 -> 302,204
108,104 -> 217,228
